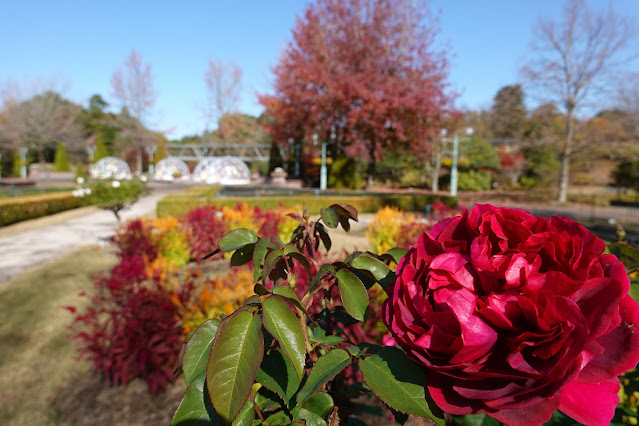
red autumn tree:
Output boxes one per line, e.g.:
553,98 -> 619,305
259,0 -> 456,186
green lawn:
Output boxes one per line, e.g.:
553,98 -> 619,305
0,246 -> 117,425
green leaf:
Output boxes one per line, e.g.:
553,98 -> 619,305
302,392 -> 334,419
254,284 -> 270,296
335,268 -> 369,322
183,319 -> 221,384
273,285 -> 309,317
261,295 -> 306,382
351,254 -> 391,281
207,311 -> 264,425
333,203 -> 358,232
253,238 -> 271,282
350,254 -> 396,290
630,284 -> 639,304
320,206 -> 339,228
256,349 -> 299,404
464,413 -> 500,426
315,223 -> 332,252
218,229 -> 259,252
231,243 -> 256,266
243,295 -> 261,307
231,400 -> 255,426
359,347 -> 443,425
295,349 -> 351,405
292,407 -> 326,426
382,247 -> 409,264
172,373 -> 221,426
309,264 -> 335,293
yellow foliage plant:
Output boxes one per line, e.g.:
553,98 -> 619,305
366,206 -> 416,254
173,268 -> 256,334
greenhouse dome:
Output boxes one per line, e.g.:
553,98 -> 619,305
154,157 -> 191,181
192,156 -> 251,185
90,156 -> 131,180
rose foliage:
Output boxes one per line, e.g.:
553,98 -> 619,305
384,204 -> 639,425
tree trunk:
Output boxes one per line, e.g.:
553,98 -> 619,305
557,108 -> 575,203
430,163 -> 440,193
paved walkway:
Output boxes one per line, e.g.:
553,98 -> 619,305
0,191 -> 168,283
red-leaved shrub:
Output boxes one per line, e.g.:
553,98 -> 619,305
182,206 -> 227,261
69,259 -> 192,393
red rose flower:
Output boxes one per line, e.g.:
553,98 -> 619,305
383,204 -> 639,425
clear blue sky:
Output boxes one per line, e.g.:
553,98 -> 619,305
1,0 -> 637,140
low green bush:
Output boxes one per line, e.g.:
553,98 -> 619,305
458,170 -> 492,191
0,193 -> 88,227
157,192 -> 457,218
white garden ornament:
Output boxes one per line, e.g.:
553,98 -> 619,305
154,157 -> 191,181
192,156 -> 251,185
90,157 -> 132,180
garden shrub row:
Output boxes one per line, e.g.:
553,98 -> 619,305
157,192 -> 457,218
0,192 -> 88,227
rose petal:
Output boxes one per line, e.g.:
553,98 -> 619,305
559,379 -> 620,426
577,295 -> 639,383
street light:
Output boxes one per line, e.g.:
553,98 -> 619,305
443,127 -> 473,197
313,133 -> 329,191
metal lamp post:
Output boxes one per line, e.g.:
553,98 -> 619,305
444,127 -> 474,197
313,133 -> 328,191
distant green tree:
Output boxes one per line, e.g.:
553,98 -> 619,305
54,143 -> 72,172
75,162 -> 87,180
523,145 -> 561,188
12,150 -> 21,176
490,85 -> 528,139
94,133 -> 109,162
612,161 -> 639,193
460,137 -> 500,170
154,136 -> 168,162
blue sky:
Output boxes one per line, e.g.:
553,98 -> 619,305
1,1 -> 638,139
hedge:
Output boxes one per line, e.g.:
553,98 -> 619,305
0,192 -> 88,227
157,192 -> 457,218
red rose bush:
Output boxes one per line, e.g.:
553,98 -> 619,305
383,204 -> 639,425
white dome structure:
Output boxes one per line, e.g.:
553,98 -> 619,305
90,157 -> 131,180
154,157 -> 191,181
192,156 -> 251,185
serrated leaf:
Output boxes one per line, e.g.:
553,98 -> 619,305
335,268 -> 369,322
262,295 -> 306,381
309,264 -> 334,293
183,319 -> 221,384
382,247 -> 409,264
218,229 -> 259,252
320,207 -> 339,228
286,251 -> 312,276
273,285 -> 309,316
295,349 -> 351,405
359,347 -> 443,425
231,400 -> 255,426
293,407 -> 326,426
172,373 -> 221,426
302,392 -> 334,419
333,203 -> 358,232
253,238 -> 271,282
351,255 -> 391,281
256,348 -> 299,403
254,387 -> 284,412
254,284 -> 270,296
315,223 -> 332,252
243,295 -> 261,306
231,243 -> 256,266
207,311 -> 264,425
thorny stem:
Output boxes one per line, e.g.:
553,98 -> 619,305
330,405 -> 339,426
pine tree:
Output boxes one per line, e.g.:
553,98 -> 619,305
54,143 -> 72,171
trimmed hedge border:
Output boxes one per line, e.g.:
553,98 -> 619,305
157,191 -> 457,218
0,192 -> 88,227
